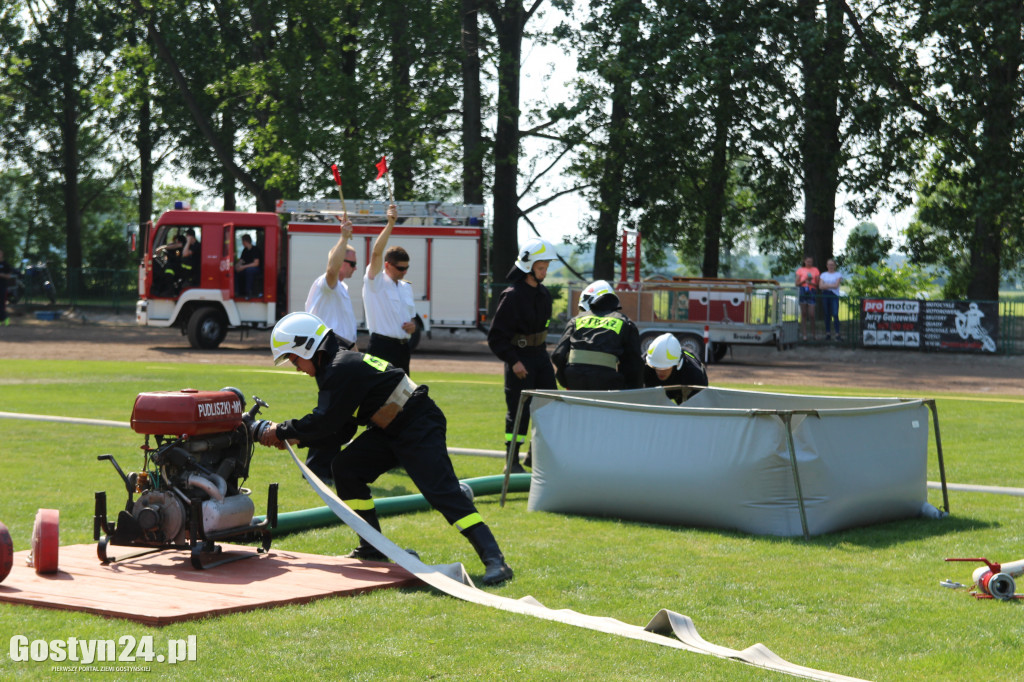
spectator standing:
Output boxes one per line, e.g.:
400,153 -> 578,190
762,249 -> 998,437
486,237 -> 558,473
235,234 -> 262,297
551,280 -> 643,390
302,213 -> 359,483
795,256 -> 820,341
0,248 -> 14,326
362,204 -> 415,374
306,214 -> 359,348
819,258 -> 843,341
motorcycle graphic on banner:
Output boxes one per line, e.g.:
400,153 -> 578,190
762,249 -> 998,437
860,299 -> 998,353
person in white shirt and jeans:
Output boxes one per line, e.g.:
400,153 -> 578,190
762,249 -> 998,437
819,258 -> 843,341
362,204 -> 416,374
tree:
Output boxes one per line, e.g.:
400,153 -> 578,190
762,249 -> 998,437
482,0 -> 546,280
843,0 -> 1024,300
0,0 -> 118,284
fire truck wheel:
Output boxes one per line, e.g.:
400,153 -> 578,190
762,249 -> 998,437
187,307 -> 228,349
31,509 -> 59,575
712,342 -> 728,363
0,522 -> 13,583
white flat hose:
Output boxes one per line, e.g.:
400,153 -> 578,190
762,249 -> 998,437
284,443 -> 866,682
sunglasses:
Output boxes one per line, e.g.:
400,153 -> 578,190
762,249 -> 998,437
286,354 -> 299,367
391,264 -> 409,272
344,259 -> 357,267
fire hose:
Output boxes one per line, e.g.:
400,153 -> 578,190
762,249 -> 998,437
282,442 -> 867,682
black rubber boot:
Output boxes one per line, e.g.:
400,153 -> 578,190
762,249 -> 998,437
345,508 -> 388,562
462,523 -> 514,585
505,442 -> 525,474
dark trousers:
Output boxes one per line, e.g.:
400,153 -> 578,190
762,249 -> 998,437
503,348 -> 556,444
0,279 -> 7,322
562,364 -> 625,391
332,391 -> 476,526
367,333 -> 411,375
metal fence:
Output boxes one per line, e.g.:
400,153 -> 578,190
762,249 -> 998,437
17,270 -> 1024,355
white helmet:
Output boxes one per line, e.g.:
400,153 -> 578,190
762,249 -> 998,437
578,280 -> 615,312
271,312 -> 330,365
514,237 -> 556,273
645,333 -> 684,370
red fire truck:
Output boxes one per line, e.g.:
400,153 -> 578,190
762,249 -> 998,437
135,199 -> 487,349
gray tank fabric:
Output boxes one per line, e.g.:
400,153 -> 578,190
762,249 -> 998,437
526,387 -> 930,537
286,443 -> 868,681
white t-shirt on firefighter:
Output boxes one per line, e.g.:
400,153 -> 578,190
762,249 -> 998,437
305,273 -> 357,345
362,267 -> 415,340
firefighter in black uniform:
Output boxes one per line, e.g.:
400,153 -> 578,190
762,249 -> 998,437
259,311 -> 513,586
487,237 -> 558,474
642,333 -> 708,403
552,280 -> 643,390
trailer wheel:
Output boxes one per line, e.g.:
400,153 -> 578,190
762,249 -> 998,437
677,334 -> 704,360
187,307 -> 228,349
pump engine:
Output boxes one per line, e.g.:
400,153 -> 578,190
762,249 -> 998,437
94,387 -> 278,569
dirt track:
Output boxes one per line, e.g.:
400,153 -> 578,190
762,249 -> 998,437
1,309 -> 1022,396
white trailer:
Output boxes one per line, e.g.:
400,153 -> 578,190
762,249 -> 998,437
278,199 -> 487,348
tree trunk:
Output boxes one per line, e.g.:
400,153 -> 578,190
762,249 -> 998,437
61,0 -> 82,285
137,87 -> 154,233
797,0 -> 843,269
222,112 -> 236,211
390,11 -> 413,198
701,75 -> 733,278
461,0 -> 485,205
487,1 -> 526,284
593,80 -> 631,282
967,9 -> 1022,300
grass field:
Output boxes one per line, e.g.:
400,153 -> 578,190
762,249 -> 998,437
1,359 -> 1023,681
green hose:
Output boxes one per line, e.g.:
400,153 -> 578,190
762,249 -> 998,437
254,474 -> 532,535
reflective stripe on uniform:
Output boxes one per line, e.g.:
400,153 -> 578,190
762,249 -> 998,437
452,513 -> 483,532
344,498 -> 376,511
567,348 -> 618,369
363,354 -> 389,371
504,434 -> 526,443
576,315 -> 623,333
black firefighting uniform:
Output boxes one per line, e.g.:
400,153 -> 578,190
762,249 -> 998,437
642,350 -> 708,403
487,277 -> 556,449
275,333 -> 482,532
551,306 -> 643,390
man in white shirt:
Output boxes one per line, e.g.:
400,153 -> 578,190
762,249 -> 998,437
301,213 -> 361,482
305,214 -> 358,348
362,204 -> 416,374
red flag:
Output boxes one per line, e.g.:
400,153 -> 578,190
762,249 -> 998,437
331,164 -> 342,186
375,156 -> 388,180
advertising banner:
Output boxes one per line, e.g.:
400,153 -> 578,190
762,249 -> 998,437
860,299 -> 998,353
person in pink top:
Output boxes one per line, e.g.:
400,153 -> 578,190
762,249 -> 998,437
795,256 -> 820,341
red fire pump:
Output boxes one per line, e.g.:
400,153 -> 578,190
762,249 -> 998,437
93,387 -> 278,569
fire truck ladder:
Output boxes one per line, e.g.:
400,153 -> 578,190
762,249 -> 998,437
276,199 -> 485,227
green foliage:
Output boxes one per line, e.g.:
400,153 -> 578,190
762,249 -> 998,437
840,221 -> 893,268
844,261 -> 934,300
